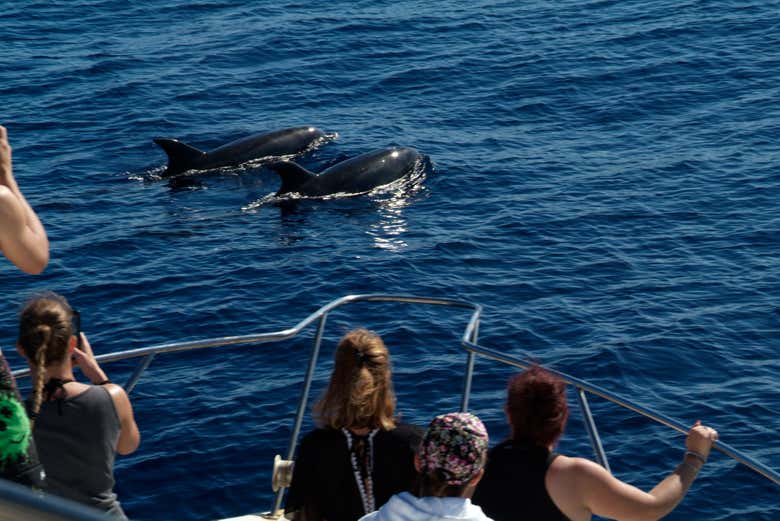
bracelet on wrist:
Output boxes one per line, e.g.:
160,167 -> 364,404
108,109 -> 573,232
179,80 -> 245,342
680,461 -> 701,473
685,450 -> 707,465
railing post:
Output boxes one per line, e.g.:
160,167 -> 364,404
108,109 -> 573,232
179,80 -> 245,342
576,387 -> 610,473
460,319 -> 479,412
123,353 -> 156,395
271,313 -> 328,516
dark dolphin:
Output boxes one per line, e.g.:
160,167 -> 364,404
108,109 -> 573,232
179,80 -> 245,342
153,126 -> 326,177
267,147 -> 423,197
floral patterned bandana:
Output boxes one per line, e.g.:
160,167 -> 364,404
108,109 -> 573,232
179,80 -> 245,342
418,412 -> 489,485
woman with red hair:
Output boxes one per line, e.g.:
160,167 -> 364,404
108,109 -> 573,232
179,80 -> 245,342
472,365 -> 718,521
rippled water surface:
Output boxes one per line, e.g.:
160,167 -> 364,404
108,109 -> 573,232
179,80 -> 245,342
1,1 -> 778,519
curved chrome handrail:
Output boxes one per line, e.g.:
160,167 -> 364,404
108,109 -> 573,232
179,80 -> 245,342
11,294 -> 480,380
459,339 -> 780,487
11,293 -> 779,517
11,294 -> 483,517
0,478 -> 112,521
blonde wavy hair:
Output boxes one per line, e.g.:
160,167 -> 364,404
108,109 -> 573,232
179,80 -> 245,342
314,328 -> 396,430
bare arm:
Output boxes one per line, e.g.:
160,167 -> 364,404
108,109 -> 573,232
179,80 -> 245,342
0,125 -> 49,274
548,422 -> 718,521
73,333 -> 141,455
105,383 -> 141,455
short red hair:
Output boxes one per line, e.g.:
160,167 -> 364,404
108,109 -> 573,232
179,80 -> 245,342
506,365 -> 568,447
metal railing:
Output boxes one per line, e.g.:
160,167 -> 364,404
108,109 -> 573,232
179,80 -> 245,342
12,293 -> 780,518
0,479 -> 110,521
459,340 -> 780,487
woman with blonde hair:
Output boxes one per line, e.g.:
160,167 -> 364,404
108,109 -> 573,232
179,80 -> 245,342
17,292 -> 140,519
285,328 -> 422,521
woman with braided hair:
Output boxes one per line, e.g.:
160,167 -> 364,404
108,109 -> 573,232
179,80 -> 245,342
17,291 -> 139,519
285,329 -> 423,521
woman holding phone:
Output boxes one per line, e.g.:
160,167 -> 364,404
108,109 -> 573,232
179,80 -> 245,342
17,291 -> 140,519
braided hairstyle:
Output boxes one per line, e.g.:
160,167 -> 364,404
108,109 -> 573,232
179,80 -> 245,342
314,328 -> 396,430
17,292 -> 74,423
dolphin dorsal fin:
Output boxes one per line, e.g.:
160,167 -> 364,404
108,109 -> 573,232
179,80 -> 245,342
267,161 -> 316,195
153,138 -> 205,176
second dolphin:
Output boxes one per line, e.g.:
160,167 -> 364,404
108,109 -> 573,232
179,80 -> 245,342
266,147 -> 423,197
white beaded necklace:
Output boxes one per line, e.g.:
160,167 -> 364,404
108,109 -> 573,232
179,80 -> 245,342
342,428 -> 379,515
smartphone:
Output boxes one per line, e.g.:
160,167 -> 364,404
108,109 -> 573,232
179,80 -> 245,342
72,309 -> 82,349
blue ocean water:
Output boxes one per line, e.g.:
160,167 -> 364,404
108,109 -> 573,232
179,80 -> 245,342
1,0 -> 778,519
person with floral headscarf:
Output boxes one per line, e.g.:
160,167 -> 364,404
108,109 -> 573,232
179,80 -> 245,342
359,412 -> 494,521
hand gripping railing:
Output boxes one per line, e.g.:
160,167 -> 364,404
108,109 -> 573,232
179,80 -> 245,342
11,293 -> 779,519
458,340 -> 780,488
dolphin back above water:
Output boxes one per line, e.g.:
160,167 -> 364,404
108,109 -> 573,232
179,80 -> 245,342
267,147 -> 423,197
153,126 -> 326,177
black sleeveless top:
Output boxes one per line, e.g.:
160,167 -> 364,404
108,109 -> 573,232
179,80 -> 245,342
472,439 -> 571,521
285,423 -> 423,521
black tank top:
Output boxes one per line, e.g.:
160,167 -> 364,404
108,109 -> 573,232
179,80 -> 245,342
285,423 -> 424,521
472,439 -> 570,521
